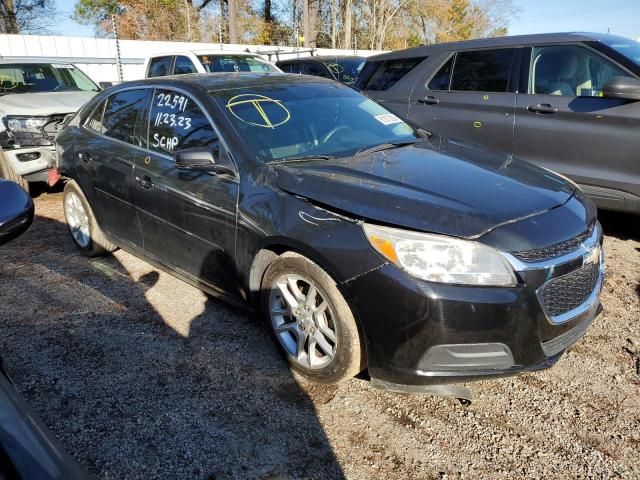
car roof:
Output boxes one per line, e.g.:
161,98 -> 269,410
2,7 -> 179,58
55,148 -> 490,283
278,55 -> 366,63
118,72 -> 335,92
0,60 -> 76,65
365,32 -> 631,60
148,50 -> 260,58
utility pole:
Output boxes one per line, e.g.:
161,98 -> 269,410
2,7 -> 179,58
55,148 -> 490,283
111,10 -> 124,82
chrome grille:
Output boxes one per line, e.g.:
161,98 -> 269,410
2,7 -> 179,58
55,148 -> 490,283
539,262 -> 600,317
513,225 -> 594,262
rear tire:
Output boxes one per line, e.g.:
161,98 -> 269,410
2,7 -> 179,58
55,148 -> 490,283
63,180 -> 117,257
261,252 -> 365,384
0,149 -> 29,193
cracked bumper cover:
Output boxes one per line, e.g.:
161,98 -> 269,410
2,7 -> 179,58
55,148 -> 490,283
1,145 -> 56,180
341,259 -> 602,386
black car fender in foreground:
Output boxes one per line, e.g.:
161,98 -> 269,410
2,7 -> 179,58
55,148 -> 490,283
0,179 -> 91,479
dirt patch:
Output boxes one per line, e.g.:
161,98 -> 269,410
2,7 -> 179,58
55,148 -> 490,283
0,192 -> 638,479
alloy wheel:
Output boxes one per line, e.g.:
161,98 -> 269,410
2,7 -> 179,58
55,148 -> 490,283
268,273 -> 338,370
64,191 -> 90,248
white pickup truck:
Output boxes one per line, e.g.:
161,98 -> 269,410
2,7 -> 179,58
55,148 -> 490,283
0,61 -> 100,192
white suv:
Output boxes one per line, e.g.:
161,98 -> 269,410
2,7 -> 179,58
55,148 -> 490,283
143,51 -> 281,78
0,61 -> 100,192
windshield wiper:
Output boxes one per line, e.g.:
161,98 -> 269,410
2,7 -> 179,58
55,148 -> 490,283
355,138 -> 423,157
267,155 -> 335,165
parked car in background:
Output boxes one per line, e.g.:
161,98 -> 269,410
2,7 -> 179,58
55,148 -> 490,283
143,51 -> 280,78
0,179 -> 90,479
56,73 -> 603,394
0,61 -> 100,192
357,33 -> 640,214
277,56 -> 366,85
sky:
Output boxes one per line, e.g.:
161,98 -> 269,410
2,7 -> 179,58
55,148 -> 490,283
508,0 -> 640,39
52,0 -> 640,40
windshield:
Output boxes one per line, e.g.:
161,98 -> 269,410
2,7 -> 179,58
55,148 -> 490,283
321,58 -> 365,85
213,82 -> 417,161
198,55 -> 279,73
600,37 -> 640,68
0,63 -> 99,95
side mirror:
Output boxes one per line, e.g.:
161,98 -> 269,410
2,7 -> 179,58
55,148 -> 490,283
0,180 -> 34,246
602,76 -> 640,101
174,146 -> 236,176
99,81 -> 114,89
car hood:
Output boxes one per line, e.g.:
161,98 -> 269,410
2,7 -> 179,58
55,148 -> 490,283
274,137 -> 576,238
0,91 -> 96,116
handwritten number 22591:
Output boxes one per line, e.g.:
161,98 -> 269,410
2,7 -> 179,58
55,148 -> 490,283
156,93 -> 189,112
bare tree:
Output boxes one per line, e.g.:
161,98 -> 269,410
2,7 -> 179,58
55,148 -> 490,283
228,0 -> 239,42
342,0 -> 351,48
1,0 -> 56,34
302,0 -> 319,47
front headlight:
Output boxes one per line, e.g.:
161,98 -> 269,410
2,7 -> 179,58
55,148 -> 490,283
5,116 -> 48,133
363,223 -> 517,286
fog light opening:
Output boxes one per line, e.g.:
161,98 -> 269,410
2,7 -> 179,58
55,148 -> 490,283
16,152 -> 41,162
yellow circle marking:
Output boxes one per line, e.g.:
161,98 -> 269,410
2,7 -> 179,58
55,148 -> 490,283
473,121 -> 482,128
144,156 -> 151,165
226,94 -> 291,129
483,94 -> 490,101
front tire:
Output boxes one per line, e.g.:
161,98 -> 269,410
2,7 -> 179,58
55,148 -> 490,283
63,180 -> 117,257
261,252 -> 365,384
0,149 -> 29,193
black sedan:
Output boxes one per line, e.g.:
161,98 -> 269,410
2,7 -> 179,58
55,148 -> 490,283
55,73 -> 604,393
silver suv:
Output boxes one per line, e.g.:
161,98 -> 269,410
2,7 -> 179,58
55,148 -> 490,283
0,61 -> 100,192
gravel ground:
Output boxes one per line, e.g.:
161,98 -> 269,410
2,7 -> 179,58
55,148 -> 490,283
0,190 -> 638,479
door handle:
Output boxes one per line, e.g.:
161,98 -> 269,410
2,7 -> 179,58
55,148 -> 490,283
135,175 -> 153,189
78,152 -> 91,163
418,95 -> 440,105
527,103 -> 559,114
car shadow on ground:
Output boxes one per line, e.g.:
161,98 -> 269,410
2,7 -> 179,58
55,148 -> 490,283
597,210 -> 640,300
598,210 -> 640,242
0,211 -> 346,480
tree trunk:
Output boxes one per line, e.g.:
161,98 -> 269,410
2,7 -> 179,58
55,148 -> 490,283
264,0 -> 272,23
0,0 -> 20,34
343,0 -> 351,49
303,0 -> 319,48
264,0 -> 272,43
228,0 -> 239,43
308,0 -> 318,47
330,0 -> 337,48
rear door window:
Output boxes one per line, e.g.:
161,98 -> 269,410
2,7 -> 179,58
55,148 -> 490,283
450,49 -> 516,92
303,62 -> 331,78
147,88 -> 218,155
361,56 -> 427,91
279,63 -> 301,74
148,56 -> 174,78
173,55 -> 198,75
102,89 -> 148,146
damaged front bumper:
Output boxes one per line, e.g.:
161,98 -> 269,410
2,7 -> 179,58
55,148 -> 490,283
1,144 -> 57,182
341,224 -> 605,391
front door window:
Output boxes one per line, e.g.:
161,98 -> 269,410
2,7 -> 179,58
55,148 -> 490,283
531,45 -> 630,97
